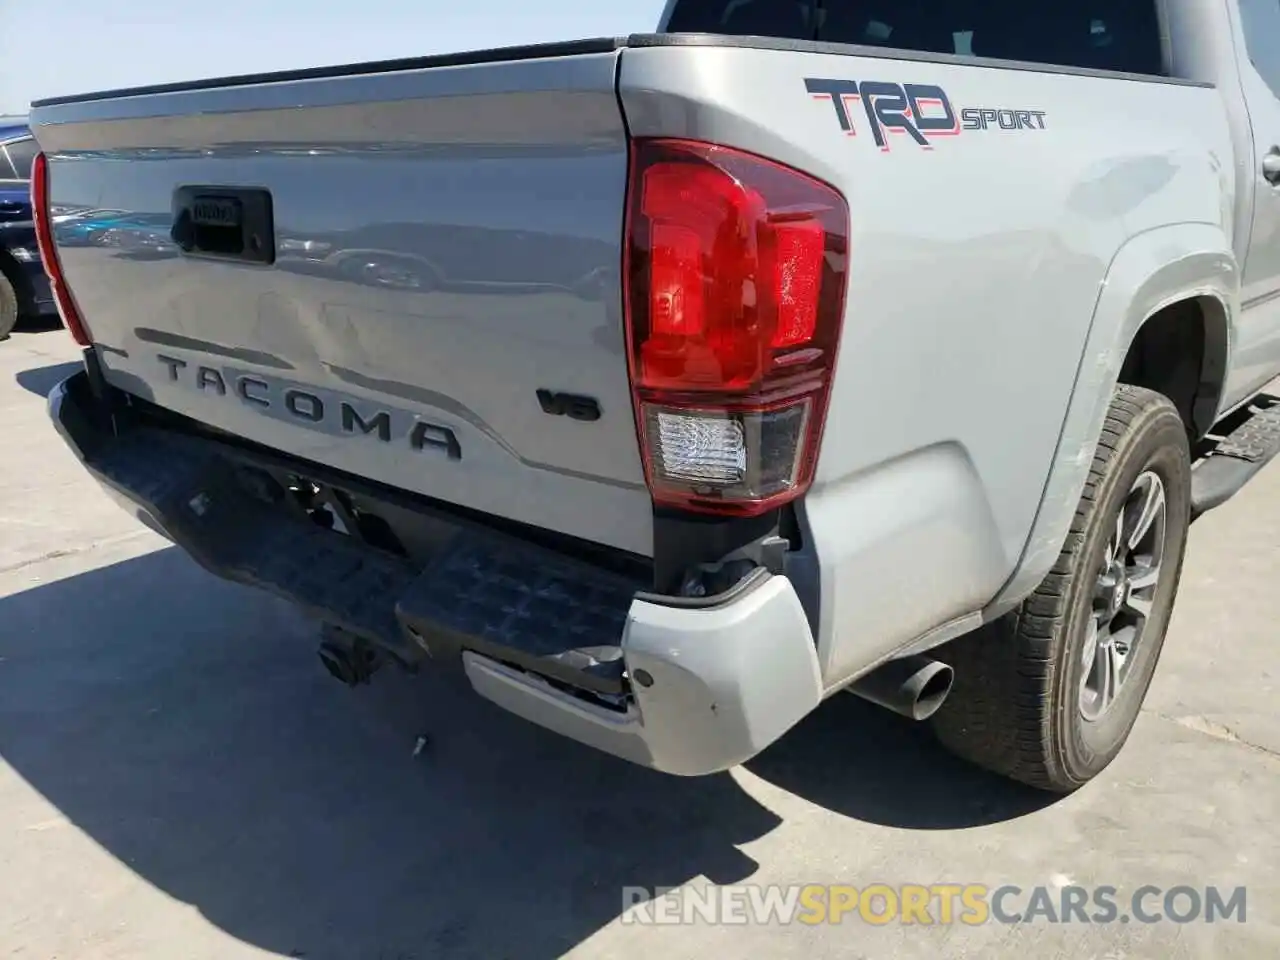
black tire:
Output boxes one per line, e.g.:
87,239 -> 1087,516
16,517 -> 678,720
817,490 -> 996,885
0,271 -> 17,341
931,385 -> 1192,792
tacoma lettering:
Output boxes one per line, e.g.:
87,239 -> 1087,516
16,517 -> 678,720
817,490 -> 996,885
197,367 -> 227,396
238,376 -> 270,406
284,389 -> 324,422
155,354 -> 460,459
342,404 -> 392,442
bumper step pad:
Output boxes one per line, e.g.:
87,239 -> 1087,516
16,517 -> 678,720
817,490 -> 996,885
398,540 -> 639,697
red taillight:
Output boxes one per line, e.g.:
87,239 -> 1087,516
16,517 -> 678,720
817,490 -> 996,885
624,139 -> 849,516
31,151 -> 92,346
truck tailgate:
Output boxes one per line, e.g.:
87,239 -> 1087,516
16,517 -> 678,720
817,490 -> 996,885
31,45 -> 653,556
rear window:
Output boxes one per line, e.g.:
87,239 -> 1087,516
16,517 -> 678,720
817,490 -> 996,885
664,0 -> 1165,76
3,138 -> 36,181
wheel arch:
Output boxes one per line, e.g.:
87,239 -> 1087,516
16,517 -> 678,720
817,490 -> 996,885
987,222 -> 1237,613
1117,290 -> 1231,440
0,246 -> 35,313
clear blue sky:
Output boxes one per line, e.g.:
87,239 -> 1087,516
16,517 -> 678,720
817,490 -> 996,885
0,0 -> 665,112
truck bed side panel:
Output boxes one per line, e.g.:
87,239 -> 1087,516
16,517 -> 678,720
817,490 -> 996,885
32,51 -> 654,556
617,43 -> 1234,684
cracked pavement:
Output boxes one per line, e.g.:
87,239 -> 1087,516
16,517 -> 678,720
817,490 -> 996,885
1,325 -> 1277,959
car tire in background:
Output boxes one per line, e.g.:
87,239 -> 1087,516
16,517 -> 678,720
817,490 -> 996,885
0,270 -> 18,341
930,385 -> 1192,792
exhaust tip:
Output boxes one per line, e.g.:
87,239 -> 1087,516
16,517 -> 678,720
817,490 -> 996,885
846,655 -> 954,721
909,662 -> 954,721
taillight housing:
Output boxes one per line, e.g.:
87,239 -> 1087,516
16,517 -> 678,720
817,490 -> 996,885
31,151 -> 92,346
624,139 -> 849,517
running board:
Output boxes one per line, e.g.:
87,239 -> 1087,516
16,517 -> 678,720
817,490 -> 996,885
1191,395 -> 1280,516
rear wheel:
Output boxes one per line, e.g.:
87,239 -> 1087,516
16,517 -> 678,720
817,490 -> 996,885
931,385 -> 1191,792
0,271 -> 18,341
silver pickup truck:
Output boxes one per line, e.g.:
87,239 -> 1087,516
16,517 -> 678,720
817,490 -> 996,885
26,0 -> 1280,792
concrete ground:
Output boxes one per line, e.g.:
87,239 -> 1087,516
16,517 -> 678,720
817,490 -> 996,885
1,323 -> 1277,960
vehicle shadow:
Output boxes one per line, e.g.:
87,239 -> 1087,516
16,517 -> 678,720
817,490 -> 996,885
0,544 -> 1050,958
14,359 -> 81,398
13,314 -> 64,336
746,681 -> 1055,829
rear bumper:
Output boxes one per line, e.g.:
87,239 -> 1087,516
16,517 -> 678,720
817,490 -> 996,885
49,368 -> 823,775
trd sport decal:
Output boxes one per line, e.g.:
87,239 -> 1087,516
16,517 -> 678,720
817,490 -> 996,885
805,78 -> 1046,151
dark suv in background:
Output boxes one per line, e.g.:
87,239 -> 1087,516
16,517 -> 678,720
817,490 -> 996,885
0,118 -> 53,340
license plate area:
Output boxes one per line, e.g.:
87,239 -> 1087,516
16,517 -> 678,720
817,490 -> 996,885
172,185 -> 274,264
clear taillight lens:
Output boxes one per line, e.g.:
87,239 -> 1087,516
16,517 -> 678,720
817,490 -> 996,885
643,401 -> 812,503
624,139 -> 849,516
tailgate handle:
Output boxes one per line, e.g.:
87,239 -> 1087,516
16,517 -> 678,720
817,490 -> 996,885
172,186 -> 275,264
